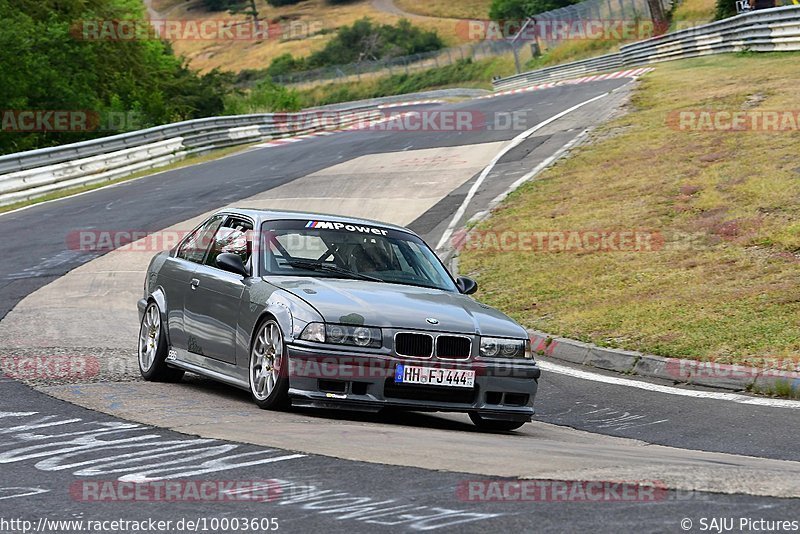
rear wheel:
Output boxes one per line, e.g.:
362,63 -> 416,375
469,412 -> 526,432
138,302 -> 184,382
249,318 -> 290,410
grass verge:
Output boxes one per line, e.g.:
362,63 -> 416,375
459,52 -> 800,365
285,56 -> 516,108
524,39 -> 623,71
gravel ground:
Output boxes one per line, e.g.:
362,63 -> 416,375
0,347 -> 141,386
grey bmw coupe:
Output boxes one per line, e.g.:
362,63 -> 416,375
138,209 -> 540,431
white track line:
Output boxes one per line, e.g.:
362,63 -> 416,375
540,361 -> 800,410
435,91 -> 610,250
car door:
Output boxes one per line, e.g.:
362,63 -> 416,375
157,215 -> 224,351
182,215 -> 253,364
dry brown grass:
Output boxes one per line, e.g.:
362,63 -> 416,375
459,53 -> 800,363
393,0 -> 493,20
671,0 -> 717,26
150,0 -> 471,72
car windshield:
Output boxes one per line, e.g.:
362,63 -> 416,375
260,220 -> 457,292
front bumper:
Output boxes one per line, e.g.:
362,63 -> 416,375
285,343 -> 540,421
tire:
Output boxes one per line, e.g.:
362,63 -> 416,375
138,301 -> 184,383
249,318 -> 290,410
469,412 -> 526,432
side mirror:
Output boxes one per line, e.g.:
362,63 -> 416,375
216,253 -> 249,277
456,276 -> 478,295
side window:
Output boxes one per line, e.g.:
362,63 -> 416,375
177,216 -> 223,264
205,217 -> 254,270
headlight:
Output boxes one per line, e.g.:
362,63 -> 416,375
299,323 -> 382,348
479,337 -> 531,359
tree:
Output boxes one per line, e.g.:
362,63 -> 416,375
0,0 -> 231,154
489,0 -> 530,20
715,0 -> 739,19
228,0 -> 260,25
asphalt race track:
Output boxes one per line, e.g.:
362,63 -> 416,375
1,76 -> 799,533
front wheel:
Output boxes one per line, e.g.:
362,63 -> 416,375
138,301 -> 184,383
249,318 -> 290,410
469,412 -> 526,432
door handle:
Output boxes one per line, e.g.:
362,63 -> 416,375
190,278 -> 200,290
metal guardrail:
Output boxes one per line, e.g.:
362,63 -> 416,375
493,5 -> 800,91
620,5 -> 800,62
491,53 -> 623,90
0,90 -> 484,208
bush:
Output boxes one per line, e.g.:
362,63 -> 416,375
715,0 -> 738,19
224,80 -> 302,114
489,0 -> 582,20
265,18 -> 444,77
200,0 -> 233,10
266,0 -> 303,6
489,0 -> 530,20
266,53 -> 306,77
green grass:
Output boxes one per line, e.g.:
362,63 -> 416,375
750,380 -> 800,400
225,55 -> 517,111
524,39 -> 623,71
296,57 -> 514,106
459,52 -> 800,364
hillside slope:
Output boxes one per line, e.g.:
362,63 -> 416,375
147,0 -> 484,72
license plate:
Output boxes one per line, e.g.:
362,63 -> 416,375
395,364 -> 475,388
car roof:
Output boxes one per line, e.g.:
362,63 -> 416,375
218,208 -> 417,236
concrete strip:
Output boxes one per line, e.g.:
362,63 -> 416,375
633,354 -> 671,379
531,328 -> 799,395
584,346 -> 640,374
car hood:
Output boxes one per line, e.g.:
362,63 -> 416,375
267,276 -> 527,338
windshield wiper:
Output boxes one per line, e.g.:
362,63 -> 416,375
284,260 -> 383,282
